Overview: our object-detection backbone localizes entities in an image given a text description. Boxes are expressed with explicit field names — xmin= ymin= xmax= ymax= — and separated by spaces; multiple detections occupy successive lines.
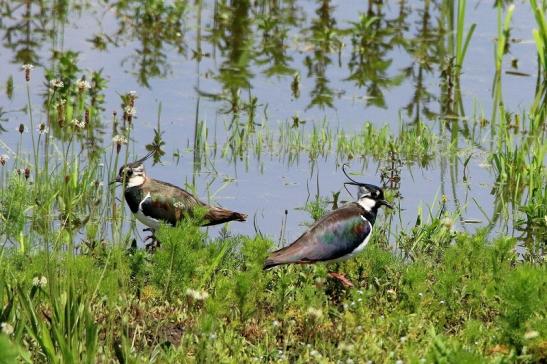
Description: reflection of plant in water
xmin=304 ymin=0 xmax=342 ymax=109
xmin=105 ymin=0 xmax=188 ymax=87
xmin=254 ymin=2 xmax=300 ymax=77
xmin=0 ymin=0 xmax=54 ymax=65
xmin=209 ymin=0 xmax=254 ymax=114
xmin=346 ymin=6 xmax=404 ymax=109
xmin=403 ymin=0 xmax=442 ymax=122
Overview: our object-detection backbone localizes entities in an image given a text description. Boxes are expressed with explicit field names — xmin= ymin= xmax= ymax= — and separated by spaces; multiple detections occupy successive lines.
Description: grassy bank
xmin=0 ymin=216 xmax=545 ymax=362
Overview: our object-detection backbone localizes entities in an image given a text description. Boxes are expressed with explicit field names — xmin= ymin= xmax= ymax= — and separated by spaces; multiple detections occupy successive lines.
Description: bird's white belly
xmin=134 ymin=210 xmax=161 ymax=229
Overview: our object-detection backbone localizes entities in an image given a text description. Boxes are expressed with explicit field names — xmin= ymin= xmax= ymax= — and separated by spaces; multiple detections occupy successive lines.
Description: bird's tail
xmin=263 ymin=258 xmax=281 ymax=270
xmin=203 ymin=207 xmax=247 ymax=226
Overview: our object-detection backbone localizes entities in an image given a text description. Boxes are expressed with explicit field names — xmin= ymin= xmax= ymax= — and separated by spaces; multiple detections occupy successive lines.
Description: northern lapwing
xmin=263 ymin=165 xmax=393 ymax=287
xmin=112 ymin=153 xmax=247 ymax=249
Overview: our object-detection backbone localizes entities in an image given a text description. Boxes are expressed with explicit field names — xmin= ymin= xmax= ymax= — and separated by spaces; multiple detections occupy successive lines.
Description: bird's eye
xmin=127 ymin=170 xmax=133 ymax=176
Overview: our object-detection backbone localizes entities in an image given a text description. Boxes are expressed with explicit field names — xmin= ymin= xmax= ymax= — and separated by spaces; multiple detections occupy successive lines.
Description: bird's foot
xmin=144 ymin=234 xmax=161 ymax=252
xmin=328 ymin=272 xmax=354 ymax=288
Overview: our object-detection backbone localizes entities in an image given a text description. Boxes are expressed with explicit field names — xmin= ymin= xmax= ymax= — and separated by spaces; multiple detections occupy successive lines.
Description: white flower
xmin=50 ymin=79 xmax=64 ymax=88
xmin=339 ymin=342 xmax=354 ymax=351
xmin=22 ymin=64 xmax=34 ymax=71
xmin=71 ymin=119 xmax=86 ymax=129
xmin=400 ymin=336 xmax=407 ymax=343
xmin=112 ymin=135 xmax=128 ymax=145
xmin=440 ymin=217 xmax=454 ymax=230
xmin=395 ymin=360 xmax=404 ymax=364
xmin=440 ymin=300 xmax=445 ymax=304
xmin=37 ymin=123 xmax=49 ymax=135
xmin=124 ymin=106 xmax=136 ymax=116
xmin=76 ymin=80 xmax=91 ymax=91
xmin=272 ymin=320 xmax=281 ymax=327
xmin=185 ymin=288 xmax=208 ymax=301
xmin=524 ymin=330 xmax=539 ymax=340
xmin=0 ymin=154 xmax=9 ymax=166
xmin=306 ymin=307 xmax=323 ymax=319
xmin=310 ymin=349 xmax=321 ymax=358
xmin=32 ymin=275 xmax=48 ymax=288
xmin=418 ymin=292 xmax=423 ymax=297
xmin=1 ymin=322 xmax=14 ymax=335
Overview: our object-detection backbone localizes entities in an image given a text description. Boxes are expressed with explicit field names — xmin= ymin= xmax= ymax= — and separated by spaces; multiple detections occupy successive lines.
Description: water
xmin=0 ymin=0 xmax=541 ymax=246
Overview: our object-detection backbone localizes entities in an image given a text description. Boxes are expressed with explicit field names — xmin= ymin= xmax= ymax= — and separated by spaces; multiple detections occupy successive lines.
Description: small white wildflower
xmin=71 ymin=119 xmax=86 ymax=129
xmin=272 ymin=320 xmax=281 ymax=327
xmin=524 ymin=330 xmax=539 ymax=340
xmin=209 ymin=333 xmax=217 ymax=340
xmin=50 ymin=79 xmax=64 ymax=88
xmin=0 ymin=154 xmax=9 ymax=166
xmin=306 ymin=307 xmax=323 ymax=319
xmin=339 ymin=342 xmax=354 ymax=352
xmin=400 ymin=336 xmax=407 ymax=343
xmin=395 ymin=360 xmax=404 ymax=364
xmin=1 ymin=322 xmax=14 ymax=335
xmin=124 ymin=106 xmax=136 ymax=116
xmin=112 ymin=135 xmax=128 ymax=145
xmin=37 ymin=123 xmax=49 ymax=135
xmin=346 ymin=359 xmax=355 ymax=364
xmin=310 ymin=349 xmax=321 ymax=358
xmin=173 ymin=201 xmax=185 ymax=209
xmin=185 ymin=288 xmax=208 ymax=301
xmin=22 ymin=64 xmax=34 ymax=71
xmin=357 ymin=290 xmax=363 ymax=295
xmin=76 ymin=79 xmax=91 ymax=91
xmin=440 ymin=300 xmax=445 ymax=304
xmin=32 ymin=275 xmax=47 ymax=288
xmin=418 ymin=292 xmax=423 ymax=297
xmin=440 ymin=217 xmax=454 ymax=230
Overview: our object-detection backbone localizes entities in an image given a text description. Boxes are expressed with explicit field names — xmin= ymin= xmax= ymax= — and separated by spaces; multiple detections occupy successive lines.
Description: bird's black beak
xmin=380 ymin=200 xmax=394 ymax=209
xmin=110 ymin=175 xmax=121 ymax=185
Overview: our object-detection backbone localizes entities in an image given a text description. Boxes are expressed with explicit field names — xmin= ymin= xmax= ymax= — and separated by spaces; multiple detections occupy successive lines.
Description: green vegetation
xmin=0 ymin=217 xmax=545 ymax=362
xmin=0 ymin=0 xmax=546 ymax=363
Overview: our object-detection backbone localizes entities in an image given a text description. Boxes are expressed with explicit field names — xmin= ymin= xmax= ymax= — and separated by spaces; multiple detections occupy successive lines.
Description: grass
xmin=0 ymin=218 xmax=545 ymax=362
xmin=0 ymin=1 xmax=546 ymax=362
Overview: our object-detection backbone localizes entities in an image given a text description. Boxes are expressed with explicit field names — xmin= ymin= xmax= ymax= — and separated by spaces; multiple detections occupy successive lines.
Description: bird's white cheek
xmin=127 ymin=175 xmax=145 ymax=188
xmin=357 ymin=197 xmax=376 ymax=212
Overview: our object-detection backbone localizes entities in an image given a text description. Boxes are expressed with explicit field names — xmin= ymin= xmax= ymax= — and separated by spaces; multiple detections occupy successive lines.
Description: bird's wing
xmin=265 ymin=203 xmax=371 ymax=266
xmin=141 ymin=179 xmax=205 ymax=226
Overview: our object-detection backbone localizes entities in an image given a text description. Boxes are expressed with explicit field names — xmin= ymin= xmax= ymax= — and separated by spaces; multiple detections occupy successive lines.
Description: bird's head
xmin=343 ymin=164 xmax=393 ymax=213
xmin=111 ymin=152 xmax=152 ymax=188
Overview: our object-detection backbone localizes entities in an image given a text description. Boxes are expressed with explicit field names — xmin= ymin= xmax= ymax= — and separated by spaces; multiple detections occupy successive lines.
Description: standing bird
xmin=263 ymin=165 xmax=393 ymax=287
xmin=112 ymin=153 xmax=247 ymax=249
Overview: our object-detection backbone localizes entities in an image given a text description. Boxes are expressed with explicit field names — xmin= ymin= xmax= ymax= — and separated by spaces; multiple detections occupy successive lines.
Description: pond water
xmin=0 ymin=0 xmax=542 ymax=247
